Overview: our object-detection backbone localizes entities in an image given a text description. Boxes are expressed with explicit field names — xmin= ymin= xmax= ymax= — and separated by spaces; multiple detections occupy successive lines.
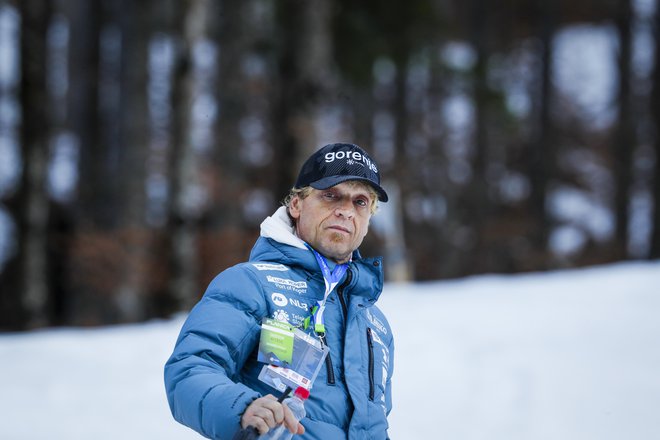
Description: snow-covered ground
xmin=1 ymin=261 xmax=659 ymax=440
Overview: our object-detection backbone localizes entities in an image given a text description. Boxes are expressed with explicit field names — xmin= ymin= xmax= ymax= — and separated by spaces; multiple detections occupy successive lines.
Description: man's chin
xmin=318 ymin=244 xmax=351 ymax=264
xmin=329 ymin=231 xmax=348 ymax=243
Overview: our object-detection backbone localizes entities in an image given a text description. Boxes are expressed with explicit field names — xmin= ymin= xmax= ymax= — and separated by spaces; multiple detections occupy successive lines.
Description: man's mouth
xmin=327 ymin=225 xmax=351 ymax=234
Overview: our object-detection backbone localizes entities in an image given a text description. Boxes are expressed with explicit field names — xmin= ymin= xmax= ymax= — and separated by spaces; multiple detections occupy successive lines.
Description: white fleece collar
xmin=259 ymin=206 xmax=308 ymax=250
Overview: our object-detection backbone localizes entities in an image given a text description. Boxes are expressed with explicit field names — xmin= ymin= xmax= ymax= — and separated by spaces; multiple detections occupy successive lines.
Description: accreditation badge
xmin=257 ymin=317 xmax=329 ymax=391
xmin=257 ymin=318 xmax=295 ymax=366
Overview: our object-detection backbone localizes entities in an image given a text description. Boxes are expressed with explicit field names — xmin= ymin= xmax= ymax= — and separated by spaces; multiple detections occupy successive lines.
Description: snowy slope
xmin=1 ymin=261 xmax=659 ymax=440
xmin=384 ymin=262 xmax=660 ymax=440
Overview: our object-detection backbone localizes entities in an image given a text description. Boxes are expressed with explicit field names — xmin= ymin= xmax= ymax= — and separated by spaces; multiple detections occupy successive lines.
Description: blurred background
xmin=1 ymin=0 xmax=659 ymax=330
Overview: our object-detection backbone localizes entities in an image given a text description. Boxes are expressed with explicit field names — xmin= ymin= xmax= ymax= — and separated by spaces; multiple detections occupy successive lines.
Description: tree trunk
xmin=64 ymin=0 xmax=130 ymax=325
xmin=613 ymin=0 xmax=635 ymax=259
xmin=165 ymin=0 xmax=208 ymax=311
xmin=528 ymin=0 xmax=557 ymax=260
xmin=0 ymin=3 xmax=21 ymax=330
xmin=57 ymin=0 xmax=103 ymax=326
xmin=467 ymin=0 xmax=490 ymax=272
xmin=270 ymin=0 xmax=331 ymax=198
xmin=15 ymin=0 xmax=52 ymax=328
xmin=649 ymin=3 xmax=660 ymax=259
xmin=391 ymin=61 xmax=414 ymax=280
xmin=67 ymin=0 xmax=105 ymax=226
xmin=212 ymin=0 xmax=249 ymax=226
xmin=113 ymin=0 xmax=152 ymax=321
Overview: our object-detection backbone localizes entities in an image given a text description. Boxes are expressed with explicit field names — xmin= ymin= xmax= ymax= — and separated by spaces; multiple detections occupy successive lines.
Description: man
xmin=164 ymin=143 xmax=394 ymax=439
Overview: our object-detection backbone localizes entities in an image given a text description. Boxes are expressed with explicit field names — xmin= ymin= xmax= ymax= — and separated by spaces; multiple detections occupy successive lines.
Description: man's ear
xmin=289 ymin=196 xmax=301 ymax=220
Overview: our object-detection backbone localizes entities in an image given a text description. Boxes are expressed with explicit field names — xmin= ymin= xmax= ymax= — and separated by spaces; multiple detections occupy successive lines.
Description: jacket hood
xmin=258 ymin=206 xmax=307 ymax=251
xmin=251 ymin=206 xmax=316 ymax=271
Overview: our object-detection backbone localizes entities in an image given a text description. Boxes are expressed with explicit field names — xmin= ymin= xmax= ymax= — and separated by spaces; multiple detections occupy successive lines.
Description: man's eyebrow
xmin=350 ymin=189 xmax=372 ymax=199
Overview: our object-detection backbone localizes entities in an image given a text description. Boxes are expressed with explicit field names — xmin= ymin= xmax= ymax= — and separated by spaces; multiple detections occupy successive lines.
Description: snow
xmin=1 ymin=261 xmax=660 ymax=440
xmin=386 ymin=261 xmax=660 ymax=440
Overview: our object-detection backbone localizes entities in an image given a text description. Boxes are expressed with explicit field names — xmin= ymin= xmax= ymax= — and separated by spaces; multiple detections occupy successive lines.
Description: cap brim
xmin=309 ymin=175 xmax=389 ymax=202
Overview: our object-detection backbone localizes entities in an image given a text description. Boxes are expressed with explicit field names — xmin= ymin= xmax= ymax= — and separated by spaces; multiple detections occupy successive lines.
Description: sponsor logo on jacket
xmin=366 ymin=309 xmax=388 ymax=335
xmin=271 ymin=293 xmax=288 ymax=307
xmin=253 ymin=263 xmax=289 ymax=271
xmin=266 ymin=276 xmax=307 ymax=293
xmin=272 ymin=309 xmax=306 ymax=327
xmin=270 ymin=293 xmax=309 ymax=311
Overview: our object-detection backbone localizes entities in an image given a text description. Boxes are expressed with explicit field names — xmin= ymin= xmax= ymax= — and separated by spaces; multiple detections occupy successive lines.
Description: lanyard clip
xmin=303 ymin=305 xmax=327 ymax=336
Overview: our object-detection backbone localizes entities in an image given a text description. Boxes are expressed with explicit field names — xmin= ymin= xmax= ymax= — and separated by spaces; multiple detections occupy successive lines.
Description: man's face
xmin=289 ymin=181 xmax=374 ymax=264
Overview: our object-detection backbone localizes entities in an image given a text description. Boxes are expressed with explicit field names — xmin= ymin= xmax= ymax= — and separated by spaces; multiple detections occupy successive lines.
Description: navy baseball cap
xmin=295 ymin=143 xmax=388 ymax=202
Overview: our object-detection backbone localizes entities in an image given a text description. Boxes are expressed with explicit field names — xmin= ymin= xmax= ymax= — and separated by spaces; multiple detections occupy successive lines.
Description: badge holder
xmin=257 ymin=318 xmax=329 ymax=391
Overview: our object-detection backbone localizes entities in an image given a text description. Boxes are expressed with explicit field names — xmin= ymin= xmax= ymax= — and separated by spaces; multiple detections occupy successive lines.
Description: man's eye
xmin=355 ymin=199 xmax=368 ymax=207
xmin=323 ymin=192 xmax=337 ymax=199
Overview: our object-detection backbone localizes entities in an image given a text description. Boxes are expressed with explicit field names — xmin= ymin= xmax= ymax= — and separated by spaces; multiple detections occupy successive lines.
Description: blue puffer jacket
xmin=164 ymin=208 xmax=394 ymax=439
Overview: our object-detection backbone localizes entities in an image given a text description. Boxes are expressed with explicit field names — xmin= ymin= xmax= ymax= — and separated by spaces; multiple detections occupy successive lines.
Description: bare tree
xmin=269 ymin=0 xmax=314 ymax=199
xmin=528 ymin=0 xmax=557 ymax=258
xmin=0 ymin=2 xmax=22 ymax=329
xmin=613 ymin=0 xmax=635 ymax=259
xmin=649 ymin=3 xmax=660 ymax=259
xmin=165 ymin=0 xmax=208 ymax=311
xmin=112 ymin=0 xmax=152 ymax=321
xmin=267 ymin=0 xmax=338 ymax=195
xmin=9 ymin=0 xmax=53 ymax=328
xmin=67 ymin=0 xmax=103 ymax=225
xmin=466 ymin=0 xmax=490 ymax=273
xmin=212 ymin=0 xmax=249 ymax=225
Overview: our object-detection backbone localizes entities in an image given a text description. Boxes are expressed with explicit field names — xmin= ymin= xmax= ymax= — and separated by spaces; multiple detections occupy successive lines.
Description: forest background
xmin=1 ymin=0 xmax=659 ymax=330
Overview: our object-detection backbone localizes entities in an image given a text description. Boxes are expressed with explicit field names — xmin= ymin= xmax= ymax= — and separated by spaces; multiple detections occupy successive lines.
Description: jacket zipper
xmin=337 ymin=269 xmax=352 ymax=320
xmin=320 ymin=334 xmax=336 ymax=385
xmin=366 ymin=327 xmax=375 ymax=401
xmin=323 ymin=269 xmax=352 ymax=385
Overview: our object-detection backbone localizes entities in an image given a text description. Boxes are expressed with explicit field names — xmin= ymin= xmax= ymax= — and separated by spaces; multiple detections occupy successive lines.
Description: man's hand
xmin=240 ymin=394 xmax=305 ymax=436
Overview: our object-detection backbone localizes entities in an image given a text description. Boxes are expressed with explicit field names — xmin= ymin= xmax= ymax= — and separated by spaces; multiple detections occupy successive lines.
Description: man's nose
xmin=334 ymin=199 xmax=355 ymax=218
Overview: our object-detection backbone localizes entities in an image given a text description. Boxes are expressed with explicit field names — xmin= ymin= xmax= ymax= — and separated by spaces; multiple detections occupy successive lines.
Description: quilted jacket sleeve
xmin=164 ymin=265 xmax=267 ymax=439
